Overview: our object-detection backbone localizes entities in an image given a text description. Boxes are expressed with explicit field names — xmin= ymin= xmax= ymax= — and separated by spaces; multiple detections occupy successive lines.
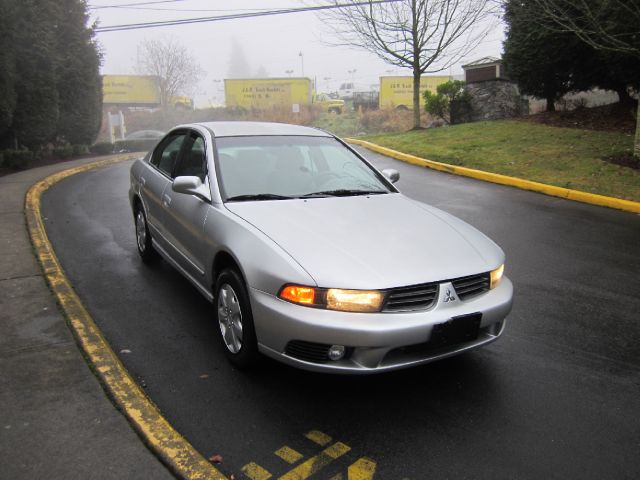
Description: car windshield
xmin=215 ymin=136 xmax=392 ymax=201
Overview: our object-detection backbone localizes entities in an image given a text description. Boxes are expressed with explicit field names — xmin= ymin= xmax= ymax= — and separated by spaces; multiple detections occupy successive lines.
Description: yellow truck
xmin=224 ymin=78 xmax=344 ymax=113
xmin=102 ymin=75 xmax=193 ymax=109
xmin=103 ymin=75 xmax=160 ymax=106
xmin=170 ymin=95 xmax=194 ymax=110
xmin=379 ymin=76 xmax=451 ymax=109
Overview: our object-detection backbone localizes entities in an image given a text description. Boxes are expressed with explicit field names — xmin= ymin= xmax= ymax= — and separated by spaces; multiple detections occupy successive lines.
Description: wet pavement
xmin=41 ymin=152 xmax=640 ymax=479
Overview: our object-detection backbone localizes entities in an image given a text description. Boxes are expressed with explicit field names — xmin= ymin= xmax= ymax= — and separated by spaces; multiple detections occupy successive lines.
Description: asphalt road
xmin=42 ymin=149 xmax=640 ymax=479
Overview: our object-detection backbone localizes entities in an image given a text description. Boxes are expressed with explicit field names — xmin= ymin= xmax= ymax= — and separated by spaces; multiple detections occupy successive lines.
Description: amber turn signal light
xmin=279 ymin=285 xmax=316 ymax=305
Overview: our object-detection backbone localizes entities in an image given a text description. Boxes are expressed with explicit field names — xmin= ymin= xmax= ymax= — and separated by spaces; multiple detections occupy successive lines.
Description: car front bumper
xmin=250 ymin=277 xmax=513 ymax=374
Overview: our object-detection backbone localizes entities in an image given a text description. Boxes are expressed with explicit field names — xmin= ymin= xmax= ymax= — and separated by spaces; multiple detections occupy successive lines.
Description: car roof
xmin=190 ymin=121 xmax=332 ymax=138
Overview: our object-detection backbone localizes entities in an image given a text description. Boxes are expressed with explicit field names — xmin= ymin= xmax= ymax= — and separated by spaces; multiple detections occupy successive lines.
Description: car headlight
xmin=490 ymin=264 xmax=505 ymax=289
xmin=279 ymin=285 xmax=384 ymax=313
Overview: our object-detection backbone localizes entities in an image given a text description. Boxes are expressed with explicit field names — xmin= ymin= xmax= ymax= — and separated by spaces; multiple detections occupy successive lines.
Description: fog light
xmin=328 ymin=345 xmax=346 ymax=361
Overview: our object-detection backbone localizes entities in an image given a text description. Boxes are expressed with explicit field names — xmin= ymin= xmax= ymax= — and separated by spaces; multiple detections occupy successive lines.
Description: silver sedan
xmin=129 ymin=121 xmax=513 ymax=373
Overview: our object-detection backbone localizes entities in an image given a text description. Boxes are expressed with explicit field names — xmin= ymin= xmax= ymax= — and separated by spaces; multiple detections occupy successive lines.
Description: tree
xmin=254 ymin=65 xmax=269 ymax=78
xmin=0 ymin=0 xmax=17 ymax=139
xmin=54 ymin=0 xmax=103 ymax=145
xmin=136 ymin=37 xmax=201 ymax=107
xmin=0 ymin=0 xmax=102 ymax=150
xmin=227 ymin=39 xmax=251 ymax=79
xmin=528 ymin=0 xmax=640 ymax=156
xmin=503 ymin=0 xmax=640 ymax=112
xmin=503 ymin=0 xmax=596 ymax=111
xmin=423 ymin=80 xmax=470 ymax=123
xmin=10 ymin=0 xmax=59 ymax=149
xmin=322 ymin=0 xmax=495 ymax=129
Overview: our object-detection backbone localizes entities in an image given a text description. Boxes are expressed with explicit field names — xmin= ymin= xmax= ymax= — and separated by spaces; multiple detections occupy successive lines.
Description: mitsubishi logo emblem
xmin=444 ymin=289 xmax=456 ymax=303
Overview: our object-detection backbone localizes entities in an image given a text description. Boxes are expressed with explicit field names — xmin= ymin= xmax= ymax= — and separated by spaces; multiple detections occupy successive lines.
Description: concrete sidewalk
xmin=0 ymin=158 xmax=173 ymax=479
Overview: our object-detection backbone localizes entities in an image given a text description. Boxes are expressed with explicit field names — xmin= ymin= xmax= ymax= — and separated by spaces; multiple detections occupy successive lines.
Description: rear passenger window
xmin=151 ymin=134 xmax=186 ymax=176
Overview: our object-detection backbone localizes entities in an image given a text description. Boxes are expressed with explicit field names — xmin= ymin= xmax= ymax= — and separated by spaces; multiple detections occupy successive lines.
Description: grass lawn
xmin=363 ymin=120 xmax=640 ymax=202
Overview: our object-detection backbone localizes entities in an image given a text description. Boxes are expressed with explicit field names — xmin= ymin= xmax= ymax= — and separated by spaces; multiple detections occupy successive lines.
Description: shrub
xmin=0 ymin=148 xmax=34 ymax=170
xmin=72 ymin=144 xmax=89 ymax=156
xmin=90 ymin=142 xmax=114 ymax=155
xmin=52 ymin=144 xmax=74 ymax=159
xmin=424 ymin=80 xmax=471 ymax=124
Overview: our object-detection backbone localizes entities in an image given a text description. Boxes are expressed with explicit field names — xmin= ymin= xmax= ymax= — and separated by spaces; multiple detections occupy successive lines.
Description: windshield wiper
xmin=226 ymin=193 xmax=295 ymax=202
xmin=301 ymin=189 xmax=388 ymax=197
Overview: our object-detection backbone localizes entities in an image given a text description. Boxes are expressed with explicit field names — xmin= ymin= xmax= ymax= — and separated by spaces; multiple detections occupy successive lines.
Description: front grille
xmin=285 ymin=340 xmax=330 ymax=363
xmin=451 ymin=273 xmax=490 ymax=300
xmin=383 ymin=283 xmax=439 ymax=312
xmin=381 ymin=272 xmax=490 ymax=312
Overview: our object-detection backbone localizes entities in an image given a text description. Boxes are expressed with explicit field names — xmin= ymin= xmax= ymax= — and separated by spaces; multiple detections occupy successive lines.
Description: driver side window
xmin=174 ymin=134 xmax=207 ymax=183
xmin=151 ymin=134 xmax=186 ymax=177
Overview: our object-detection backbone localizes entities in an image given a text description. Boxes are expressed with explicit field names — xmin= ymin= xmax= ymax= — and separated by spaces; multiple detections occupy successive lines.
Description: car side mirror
xmin=382 ymin=168 xmax=400 ymax=184
xmin=172 ymin=176 xmax=211 ymax=201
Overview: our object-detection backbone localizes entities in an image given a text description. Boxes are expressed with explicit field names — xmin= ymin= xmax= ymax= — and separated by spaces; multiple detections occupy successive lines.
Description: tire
xmin=134 ymin=206 xmax=158 ymax=264
xmin=214 ymin=268 xmax=259 ymax=369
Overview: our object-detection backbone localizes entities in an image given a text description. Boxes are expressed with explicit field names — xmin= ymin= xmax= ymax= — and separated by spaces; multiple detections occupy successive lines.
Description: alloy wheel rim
xmin=217 ymin=283 xmax=243 ymax=354
xmin=136 ymin=211 xmax=147 ymax=252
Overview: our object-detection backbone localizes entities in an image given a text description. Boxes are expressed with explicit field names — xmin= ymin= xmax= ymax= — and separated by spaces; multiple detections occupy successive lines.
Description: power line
xmin=93 ymin=6 xmax=281 ymax=12
xmin=89 ymin=0 xmax=185 ymax=10
xmin=94 ymin=0 xmax=404 ymax=32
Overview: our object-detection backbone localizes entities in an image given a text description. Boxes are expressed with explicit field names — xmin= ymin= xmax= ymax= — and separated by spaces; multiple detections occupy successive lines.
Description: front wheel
xmin=215 ymin=268 xmax=259 ymax=369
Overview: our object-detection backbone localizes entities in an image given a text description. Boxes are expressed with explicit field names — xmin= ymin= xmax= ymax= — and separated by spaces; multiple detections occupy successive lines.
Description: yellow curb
xmin=347 ymin=138 xmax=640 ymax=214
xmin=25 ymin=155 xmax=227 ymax=480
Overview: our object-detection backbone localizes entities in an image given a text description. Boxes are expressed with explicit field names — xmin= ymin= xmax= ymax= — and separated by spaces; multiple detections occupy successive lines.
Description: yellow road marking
xmin=347 ymin=138 xmax=640 ymax=214
xmin=348 ymin=457 xmax=377 ymax=480
xmin=25 ymin=156 xmax=228 ymax=479
xmin=304 ymin=430 xmax=332 ymax=447
xmin=279 ymin=442 xmax=351 ymax=480
xmin=275 ymin=446 xmax=304 ymax=464
xmin=241 ymin=462 xmax=272 ymax=480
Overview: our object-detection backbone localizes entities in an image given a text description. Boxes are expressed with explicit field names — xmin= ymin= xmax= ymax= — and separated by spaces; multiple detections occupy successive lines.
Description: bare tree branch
xmin=527 ymin=0 xmax=640 ymax=56
xmin=521 ymin=0 xmax=640 ymax=156
xmin=319 ymin=0 xmax=496 ymax=128
xmin=136 ymin=37 xmax=202 ymax=107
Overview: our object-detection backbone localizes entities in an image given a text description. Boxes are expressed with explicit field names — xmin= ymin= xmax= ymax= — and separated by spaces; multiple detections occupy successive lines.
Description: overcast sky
xmin=90 ymin=0 xmax=505 ymax=107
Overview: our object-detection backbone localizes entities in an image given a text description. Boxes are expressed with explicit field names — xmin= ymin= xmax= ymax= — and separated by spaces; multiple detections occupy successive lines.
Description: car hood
xmin=225 ymin=193 xmax=504 ymax=289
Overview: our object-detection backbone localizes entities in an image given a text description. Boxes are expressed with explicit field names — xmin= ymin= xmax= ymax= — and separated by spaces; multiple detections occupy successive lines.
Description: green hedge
xmin=72 ymin=144 xmax=89 ymax=156
xmin=90 ymin=142 xmax=114 ymax=155
xmin=52 ymin=145 xmax=74 ymax=159
xmin=0 ymin=149 xmax=35 ymax=170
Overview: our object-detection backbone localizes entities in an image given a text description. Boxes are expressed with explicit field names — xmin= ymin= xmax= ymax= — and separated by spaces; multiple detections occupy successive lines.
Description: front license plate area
xmin=429 ymin=313 xmax=482 ymax=349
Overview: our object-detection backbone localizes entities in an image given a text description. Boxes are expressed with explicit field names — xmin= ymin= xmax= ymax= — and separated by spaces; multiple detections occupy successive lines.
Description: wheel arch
xmin=212 ymin=250 xmax=248 ymax=293
xmin=132 ymin=194 xmax=143 ymax=216
xmin=131 ymin=193 xmax=151 ymax=221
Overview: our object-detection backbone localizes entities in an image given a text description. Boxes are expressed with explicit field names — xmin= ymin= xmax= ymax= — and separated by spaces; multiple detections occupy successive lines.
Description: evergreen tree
xmin=11 ymin=0 xmax=59 ymax=148
xmin=503 ymin=0 xmax=640 ymax=111
xmin=54 ymin=0 xmax=102 ymax=145
xmin=0 ymin=0 xmax=18 ymax=142
xmin=503 ymin=0 xmax=594 ymax=111
xmin=1 ymin=0 xmax=102 ymax=150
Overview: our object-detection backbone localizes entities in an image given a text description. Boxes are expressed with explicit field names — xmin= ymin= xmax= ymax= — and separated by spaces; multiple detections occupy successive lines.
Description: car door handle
xmin=139 ymin=176 xmax=146 ymax=187
xmin=162 ymin=194 xmax=172 ymax=208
